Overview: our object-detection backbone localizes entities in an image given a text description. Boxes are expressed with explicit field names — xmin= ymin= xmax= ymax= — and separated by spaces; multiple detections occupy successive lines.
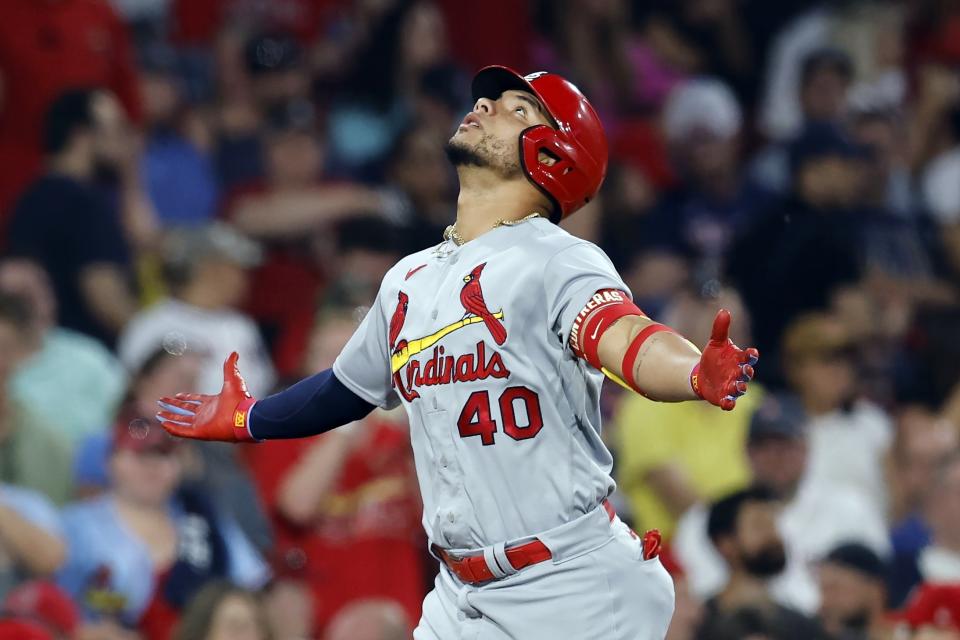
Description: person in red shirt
xmin=0 ymin=0 xmax=142 ymax=238
xmin=224 ymin=100 xmax=397 ymax=377
xmin=244 ymin=307 xmax=425 ymax=636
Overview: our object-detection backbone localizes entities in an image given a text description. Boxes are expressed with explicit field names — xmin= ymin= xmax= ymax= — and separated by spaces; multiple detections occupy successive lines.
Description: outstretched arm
xmin=573 ymin=291 xmax=758 ymax=410
xmin=156 ymin=353 xmax=375 ymax=442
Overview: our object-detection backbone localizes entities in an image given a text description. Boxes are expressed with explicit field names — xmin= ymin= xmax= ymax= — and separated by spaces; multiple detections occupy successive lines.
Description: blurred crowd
xmin=0 ymin=0 xmax=959 ymax=639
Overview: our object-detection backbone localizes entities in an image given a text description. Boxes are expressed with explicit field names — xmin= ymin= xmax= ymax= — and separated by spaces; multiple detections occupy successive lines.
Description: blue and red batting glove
xmin=690 ymin=309 xmax=759 ymax=411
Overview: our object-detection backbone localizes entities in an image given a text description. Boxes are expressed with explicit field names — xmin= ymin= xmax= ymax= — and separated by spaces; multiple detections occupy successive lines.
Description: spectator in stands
xmin=0 ymin=0 xmax=142 ymax=232
xmin=58 ymin=353 xmax=269 ymax=639
xmin=225 ymin=99 xmax=392 ymax=378
xmin=780 ymin=313 xmax=893 ymax=521
xmin=0 ymin=493 xmax=66 ymax=602
xmin=896 ymin=454 xmax=960 ymax=634
xmin=697 ymin=487 xmax=826 ymax=640
xmin=324 ymin=598 xmax=410 ymax=640
xmin=326 ymin=1 xmax=454 ymax=174
xmin=212 ymin=31 xmax=313 ymax=191
xmin=850 ymin=106 xmax=917 ymax=220
xmin=729 ymin=122 xmax=870 ymax=380
xmin=756 ymin=46 xmax=855 ymax=175
xmin=261 ymin=569 xmax=314 ymax=640
xmin=70 ymin=347 xmax=205 ymax=500
xmin=173 ymin=581 xmax=270 ymax=640
xmin=0 ymin=293 xmax=72 ymax=503
xmin=243 ymin=308 xmax=423 ymax=635
xmin=120 ymin=342 xmax=272 ymax=552
xmin=888 ymin=405 xmax=960 ymax=606
xmin=0 ymin=258 xmax=126 ymax=449
xmin=6 ymin=89 xmax=141 ymax=347
xmin=139 ymin=45 xmax=220 ymax=227
xmin=647 ymin=78 xmax=770 ymax=280
xmin=818 ymin=543 xmax=893 ymax=640
xmin=118 ymin=223 xmax=275 ymax=397
xmin=614 ymin=287 xmax=760 ymax=539
xmin=674 ymin=392 xmax=890 ymax=613
xmin=797 ymin=48 xmax=856 ymax=125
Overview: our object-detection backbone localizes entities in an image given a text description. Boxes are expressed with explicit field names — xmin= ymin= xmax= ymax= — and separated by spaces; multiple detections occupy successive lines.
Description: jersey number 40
xmin=457 ymin=387 xmax=543 ymax=446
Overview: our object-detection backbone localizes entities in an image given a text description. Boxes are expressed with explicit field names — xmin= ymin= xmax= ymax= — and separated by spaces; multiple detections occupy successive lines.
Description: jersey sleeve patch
xmin=569 ymin=289 xmax=645 ymax=370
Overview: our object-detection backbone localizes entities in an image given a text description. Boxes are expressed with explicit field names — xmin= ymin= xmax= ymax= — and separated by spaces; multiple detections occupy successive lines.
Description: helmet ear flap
xmin=518 ymin=125 xmax=563 ymax=222
xmin=519 ymin=126 xmax=593 ymax=223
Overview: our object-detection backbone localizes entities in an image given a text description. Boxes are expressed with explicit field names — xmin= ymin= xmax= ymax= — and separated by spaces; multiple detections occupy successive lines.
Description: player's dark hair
xmin=43 ymin=88 xmax=99 ymax=155
xmin=707 ymin=486 xmax=778 ymax=543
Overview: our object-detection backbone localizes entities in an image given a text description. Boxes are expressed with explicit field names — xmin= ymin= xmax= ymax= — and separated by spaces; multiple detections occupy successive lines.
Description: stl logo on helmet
xmin=389 ymin=263 xmax=510 ymax=402
xmin=524 ymin=71 xmax=548 ymax=82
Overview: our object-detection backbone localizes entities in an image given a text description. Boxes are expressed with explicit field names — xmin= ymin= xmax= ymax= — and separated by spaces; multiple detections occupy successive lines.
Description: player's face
xmin=446 ymin=89 xmax=553 ymax=178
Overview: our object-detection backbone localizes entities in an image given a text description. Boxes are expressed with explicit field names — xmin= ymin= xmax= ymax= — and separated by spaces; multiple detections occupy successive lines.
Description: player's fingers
xmin=710 ymin=309 xmax=731 ymax=343
xmin=720 ymin=396 xmax=736 ymax=411
xmin=156 ymin=410 xmax=194 ymax=425
xmin=742 ymin=347 xmax=759 ymax=366
xmin=740 ymin=364 xmax=754 ymax=381
xmin=223 ymin=351 xmax=240 ymax=381
xmin=157 ymin=419 xmax=194 ymax=438
xmin=725 ymin=380 xmax=746 ymax=397
xmin=158 ymin=398 xmax=199 ymax=415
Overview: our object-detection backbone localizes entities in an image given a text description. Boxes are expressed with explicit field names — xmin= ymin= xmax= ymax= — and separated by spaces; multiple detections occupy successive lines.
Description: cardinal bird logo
xmin=460 ymin=263 xmax=507 ymax=345
xmin=389 ymin=291 xmax=409 ymax=350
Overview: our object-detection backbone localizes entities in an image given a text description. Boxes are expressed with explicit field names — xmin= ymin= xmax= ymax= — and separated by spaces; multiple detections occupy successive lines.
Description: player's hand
xmin=691 ymin=309 xmax=758 ymax=411
xmin=155 ymin=352 xmax=257 ymax=442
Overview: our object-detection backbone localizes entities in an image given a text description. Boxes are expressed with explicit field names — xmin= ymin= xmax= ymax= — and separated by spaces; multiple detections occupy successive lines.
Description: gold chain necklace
xmin=443 ymin=212 xmax=542 ymax=246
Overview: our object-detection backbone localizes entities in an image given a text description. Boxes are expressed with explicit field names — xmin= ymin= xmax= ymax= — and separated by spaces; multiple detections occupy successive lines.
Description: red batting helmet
xmin=471 ymin=65 xmax=608 ymax=222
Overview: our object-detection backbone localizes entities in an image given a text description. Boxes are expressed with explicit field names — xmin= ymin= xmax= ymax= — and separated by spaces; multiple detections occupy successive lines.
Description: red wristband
xmin=233 ymin=397 xmax=257 ymax=442
xmin=622 ymin=323 xmax=673 ymax=396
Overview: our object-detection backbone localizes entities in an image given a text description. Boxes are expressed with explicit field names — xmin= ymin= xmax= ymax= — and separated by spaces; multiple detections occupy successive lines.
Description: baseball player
xmin=157 ymin=66 xmax=758 ymax=640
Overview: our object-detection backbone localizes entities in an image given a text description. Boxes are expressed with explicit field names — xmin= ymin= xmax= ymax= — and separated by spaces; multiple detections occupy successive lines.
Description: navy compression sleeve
xmin=248 ymin=369 xmax=377 ymax=440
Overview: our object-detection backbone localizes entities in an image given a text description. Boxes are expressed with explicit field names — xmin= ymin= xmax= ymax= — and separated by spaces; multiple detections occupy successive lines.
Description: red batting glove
xmin=691 ymin=309 xmax=759 ymax=411
xmin=155 ymin=352 xmax=258 ymax=442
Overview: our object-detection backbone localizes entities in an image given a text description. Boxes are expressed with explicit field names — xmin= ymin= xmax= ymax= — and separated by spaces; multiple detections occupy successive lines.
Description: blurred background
xmin=0 ymin=0 xmax=959 ymax=639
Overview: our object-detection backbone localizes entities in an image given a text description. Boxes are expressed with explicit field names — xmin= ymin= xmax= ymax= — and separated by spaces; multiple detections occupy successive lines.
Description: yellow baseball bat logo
xmin=391 ymin=311 xmax=504 ymax=374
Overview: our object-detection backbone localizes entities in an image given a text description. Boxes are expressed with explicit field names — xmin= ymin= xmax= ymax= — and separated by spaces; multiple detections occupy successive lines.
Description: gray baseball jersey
xmin=333 ymin=216 xmax=629 ymax=550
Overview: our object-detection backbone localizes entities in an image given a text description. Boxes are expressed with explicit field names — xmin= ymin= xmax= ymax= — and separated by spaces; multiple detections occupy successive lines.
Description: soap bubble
xmin=162 ymin=332 xmax=187 ymax=356
xmin=128 ymin=418 xmax=150 ymax=440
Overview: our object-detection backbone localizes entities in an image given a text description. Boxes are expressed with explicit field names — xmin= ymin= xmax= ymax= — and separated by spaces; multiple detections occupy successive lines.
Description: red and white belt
xmin=432 ymin=500 xmax=661 ymax=585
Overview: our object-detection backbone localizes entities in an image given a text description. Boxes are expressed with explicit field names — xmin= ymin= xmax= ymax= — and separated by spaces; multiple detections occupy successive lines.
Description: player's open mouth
xmin=459 ymin=114 xmax=482 ymax=130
